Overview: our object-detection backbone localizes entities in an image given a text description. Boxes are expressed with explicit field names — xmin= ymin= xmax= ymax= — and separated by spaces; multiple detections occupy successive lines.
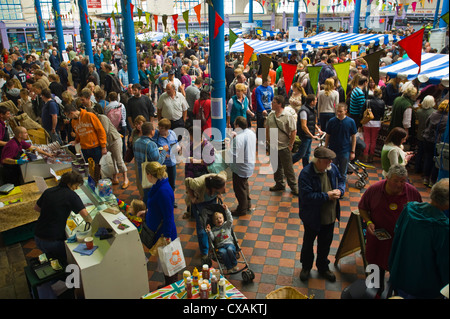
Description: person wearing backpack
xmin=40 ymin=88 xmax=62 ymax=144
xmin=104 ymin=64 xmax=122 ymax=95
xmin=316 ymin=54 xmax=336 ymax=86
xmin=105 ymin=91 xmax=127 ymax=160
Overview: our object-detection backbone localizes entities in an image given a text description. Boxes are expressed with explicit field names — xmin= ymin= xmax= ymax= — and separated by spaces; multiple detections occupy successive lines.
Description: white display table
xmin=65 ymin=211 xmax=149 ymax=299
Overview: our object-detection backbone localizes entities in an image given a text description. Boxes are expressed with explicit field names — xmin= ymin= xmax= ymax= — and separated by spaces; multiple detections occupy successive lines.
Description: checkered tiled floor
xmin=18 ymin=137 xmax=431 ymax=299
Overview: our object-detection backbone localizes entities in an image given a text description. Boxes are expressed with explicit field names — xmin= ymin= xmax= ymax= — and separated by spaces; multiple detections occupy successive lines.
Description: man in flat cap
xmin=298 ymin=146 xmax=346 ymax=282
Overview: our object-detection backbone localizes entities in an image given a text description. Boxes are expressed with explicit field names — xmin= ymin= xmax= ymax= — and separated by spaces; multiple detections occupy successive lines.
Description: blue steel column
xmin=353 ymin=0 xmax=362 ymax=33
xmin=78 ymin=0 xmax=94 ymax=63
xmin=293 ymin=0 xmax=299 ymax=27
xmin=439 ymin=0 xmax=449 ymax=28
xmin=433 ymin=0 xmax=442 ymax=28
xmin=120 ymin=0 xmax=139 ymax=84
xmin=248 ymin=0 xmax=253 ymax=23
xmin=52 ymin=0 xmax=66 ymax=56
xmin=316 ymin=0 xmax=321 ymax=33
xmin=34 ymin=0 xmax=46 ymax=44
xmin=209 ymin=0 xmax=226 ymax=142
xmin=364 ymin=0 xmax=371 ymax=29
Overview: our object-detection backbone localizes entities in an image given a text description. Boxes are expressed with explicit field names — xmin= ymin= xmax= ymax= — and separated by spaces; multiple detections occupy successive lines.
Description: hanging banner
xmin=88 ymin=0 xmax=102 ymax=9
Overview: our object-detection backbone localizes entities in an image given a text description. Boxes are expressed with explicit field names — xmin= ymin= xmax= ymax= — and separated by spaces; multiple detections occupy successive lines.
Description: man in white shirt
xmin=156 ymin=82 xmax=188 ymax=131
xmin=163 ymin=69 xmax=185 ymax=96
xmin=226 ymin=116 xmax=256 ymax=216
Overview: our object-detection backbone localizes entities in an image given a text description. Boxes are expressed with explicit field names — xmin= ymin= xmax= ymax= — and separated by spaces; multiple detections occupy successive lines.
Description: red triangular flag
xmin=172 ymin=14 xmax=178 ymax=33
xmin=214 ymin=11 xmax=224 ymax=39
xmin=107 ymin=17 xmax=112 ymax=31
xmin=85 ymin=13 xmax=89 ymax=24
xmin=130 ymin=3 xmax=134 ymax=20
xmin=397 ymin=28 xmax=425 ymax=74
xmin=281 ymin=63 xmax=298 ymax=97
xmin=194 ymin=4 xmax=202 ymax=25
xmin=154 ymin=15 xmax=158 ymax=31
xmin=243 ymin=43 xmax=254 ymax=68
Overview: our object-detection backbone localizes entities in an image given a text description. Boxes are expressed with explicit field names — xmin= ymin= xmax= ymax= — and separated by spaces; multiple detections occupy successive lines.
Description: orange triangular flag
xmin=243 ymin=42 xmax=254 ymax=68
xmin=194 ymin=4 xmax=202 ymax=25
xmin=154 ymin=14 xmax=158 ymax=30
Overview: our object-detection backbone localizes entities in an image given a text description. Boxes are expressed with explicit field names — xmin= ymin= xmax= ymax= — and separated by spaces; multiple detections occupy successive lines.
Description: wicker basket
xmin=266 ymin=286 xmax=314 ymax=299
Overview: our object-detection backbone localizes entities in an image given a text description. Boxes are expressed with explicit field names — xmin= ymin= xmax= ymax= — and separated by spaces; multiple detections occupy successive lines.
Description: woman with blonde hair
xmin=137 ymin=161 xmax=178 ymax=287
xmin=43 ymin=61 xmax=55 ymax=76
xmin=318 ymin=77 xmax=339 ymax=130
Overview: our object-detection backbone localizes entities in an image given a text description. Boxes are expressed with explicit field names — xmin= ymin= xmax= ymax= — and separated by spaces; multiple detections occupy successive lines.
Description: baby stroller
xmin=199 ymin=202 xmax=255 ymax=283
xmin=347 ymin=136 xmax=375 ymax=189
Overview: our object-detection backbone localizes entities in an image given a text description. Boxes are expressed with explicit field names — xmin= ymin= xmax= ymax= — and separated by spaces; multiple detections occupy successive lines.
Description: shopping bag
xmin=157 ymin=238 xmax=186 ymax=277
xmin=99 ymin=151 xmax=115 ymax=179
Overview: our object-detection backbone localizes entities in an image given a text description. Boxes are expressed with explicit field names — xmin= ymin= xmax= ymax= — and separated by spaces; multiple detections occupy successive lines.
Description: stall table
xmin=142 ymin=278 xmax=247 ymax=299
xmin=0 ymin=179 xmax=58 ymax=233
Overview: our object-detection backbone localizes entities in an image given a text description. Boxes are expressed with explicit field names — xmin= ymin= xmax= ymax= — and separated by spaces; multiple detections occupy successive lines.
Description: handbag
xmin=360 ymin=106 xmax=374 ymax=125
xmin=141 ymin=143 xmax=153 ymax=189
xmin=140 ymin=220 xmax=163 ymax=249
xmin=158 ymin=237 xmax=186 ymax=277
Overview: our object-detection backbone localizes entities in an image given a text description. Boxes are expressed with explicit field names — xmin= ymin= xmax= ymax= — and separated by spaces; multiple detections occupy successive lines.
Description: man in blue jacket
xmin=298 ymin=147 xmax=346 ymax=282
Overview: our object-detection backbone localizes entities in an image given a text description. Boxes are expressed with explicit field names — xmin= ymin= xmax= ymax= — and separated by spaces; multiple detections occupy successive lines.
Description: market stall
xmin=142 ymin=277 xmax=247 ymax=299
xmin=379 ymin=53 xmax=449 ymax=86
xmin=295 ymin=31 xmax=403 ymax=47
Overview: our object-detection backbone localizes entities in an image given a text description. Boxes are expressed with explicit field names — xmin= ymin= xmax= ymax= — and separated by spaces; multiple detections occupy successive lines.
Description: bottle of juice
xmin=185 ymin=277 xmax=193 ymax=299
xmin=219 ymin=278 xmax=226 ymax=298
xmin=211 ymin=275 xmax=218 ymax=295
xmin=200 ymin=284 xmax=209 ymax=299
xmin=202 ymin=264 xmax=210 ymax=281
xmin=192 ymin=267 xmax=199 ymax=287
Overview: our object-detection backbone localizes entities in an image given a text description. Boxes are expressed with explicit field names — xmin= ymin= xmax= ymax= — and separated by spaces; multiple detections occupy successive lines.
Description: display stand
xmin=65 ymin=211 xmax=148 ymax=299
xmin=334 ymin=210 xmax=367 ymax=269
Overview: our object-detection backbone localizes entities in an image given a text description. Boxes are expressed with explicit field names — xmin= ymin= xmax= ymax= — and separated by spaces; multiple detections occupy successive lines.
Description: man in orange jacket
xmin=65 ymin=104 xmax=107 ymax=164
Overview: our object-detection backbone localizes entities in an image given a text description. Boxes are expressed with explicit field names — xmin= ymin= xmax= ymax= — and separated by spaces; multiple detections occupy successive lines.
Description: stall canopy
xmin=380 ymin=53 xmax=449 ymax=86
xmin=296 ymin=31 xmax=403 ymax=47
xmin=225 ymin=38 xmax=316 ymax=54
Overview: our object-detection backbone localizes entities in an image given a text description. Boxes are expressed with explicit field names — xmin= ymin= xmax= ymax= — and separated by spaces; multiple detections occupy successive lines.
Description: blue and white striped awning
xmin=297 ymin=31 xmax=403 ymax=47
xmin=226 ymin=38 xmax=316 ymax=54
xmin=380 ymin=53 xmax=449 ymax=86
xmin=256 ymin=29 xmax=278 ymax=37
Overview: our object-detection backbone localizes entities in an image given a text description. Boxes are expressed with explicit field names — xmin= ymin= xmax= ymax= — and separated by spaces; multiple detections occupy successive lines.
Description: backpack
xmin=108 ymin=74 xmax=122 ymax=93
xmin=107 ymin=104 xmax=123 ymax=129
xmin=318 ymin=64 xmax=335 ymax=85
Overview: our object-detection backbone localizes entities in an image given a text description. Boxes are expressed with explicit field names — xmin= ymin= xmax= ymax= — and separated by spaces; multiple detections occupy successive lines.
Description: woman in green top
xmin=381 ymin=127 xmax=414 ymax=178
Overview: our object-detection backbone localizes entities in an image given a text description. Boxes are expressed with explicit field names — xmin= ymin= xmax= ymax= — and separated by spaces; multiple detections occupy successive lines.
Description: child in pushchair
xmin=201 ymin=202 xmax=254 ymax=282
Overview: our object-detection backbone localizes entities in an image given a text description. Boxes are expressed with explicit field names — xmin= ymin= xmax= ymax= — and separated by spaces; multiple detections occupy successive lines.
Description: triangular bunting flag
xmin=162 ymin=15 xmax=168 ymax=32
xmin=214 ymin=11 xmax=224 ymax=39
xmin=138 ymin=7 xmax=142 ymax=21
xmin=154 ymin=14 xmax=158 ymax=31
xmin=172 ymin=14 xmax=179 ymax=33
xmin=397 ymin=28 xmax=425 ymax=74
xmin=145 ymin=12 xmax=150 ymax=29
xmin=243 ymin=43 xmax=254 ymax=68
xmin=107 ymin=17 xmax=112 ymax=31
xmin=229 ymin=28 xmax=238 ymax=50
xmin=205 ymin=0 xmax=214 ymax=8
xmin=307 ymin=66 xmax=322 ymax=94
xmin=85 ymin=13 xmax=89 ymax=24
xmin=194 ymin=4 xmax=202 ymax=25
xmin=333 ymin=61 xmax=350 ymax=97
xmin=281 ymin=63 xmax=298 ymax=97
xmin=362 ymin=49 xmax=385 ymax=85
xmin=411 ymin=1 xmax=417 ymax=11
xmin=260 ymin=54 xmax=272 ymax=82
xmin=183 ymin=10 xmax=189 ymax=32
xmin=441 ymin=11 xmax=449 ymax=25
xmin=130 ymin=3 xmax=134 ymax=20
xmin=115 ymin=1 xmax=118 ymax=13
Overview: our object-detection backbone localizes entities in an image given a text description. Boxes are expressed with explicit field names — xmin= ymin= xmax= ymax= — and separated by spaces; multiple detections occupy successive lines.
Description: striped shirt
xmin=349 ymin=87 xmax=366 ymax=116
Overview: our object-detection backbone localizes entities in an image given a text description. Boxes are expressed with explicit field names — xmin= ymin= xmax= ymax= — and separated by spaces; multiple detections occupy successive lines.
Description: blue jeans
xmin=82 ymin=146 xmax=102 ymax=164
xmin=192 ymin=198 xmax=217 ymax=256
xmin=35 ymin=236 xmax=67 ymax=264
xmin=333 ymin=152 xmax=350 ymax=181
xmin=292 ymin=137 xmax=312 ymax=166
xmin=217 ymin=243 xmax=237 ymax=270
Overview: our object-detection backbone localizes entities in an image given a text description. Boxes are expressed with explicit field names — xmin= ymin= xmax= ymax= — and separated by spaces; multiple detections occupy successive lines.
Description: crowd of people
xmin=0 ymin=24 xmax=448 ymax=298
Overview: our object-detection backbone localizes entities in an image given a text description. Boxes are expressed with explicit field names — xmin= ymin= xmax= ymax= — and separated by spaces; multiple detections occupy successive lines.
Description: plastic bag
xmin=99 ymin=151 xmax=115 ymax=179
xmin=157 ymin=238 xmax=186 ymax=276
